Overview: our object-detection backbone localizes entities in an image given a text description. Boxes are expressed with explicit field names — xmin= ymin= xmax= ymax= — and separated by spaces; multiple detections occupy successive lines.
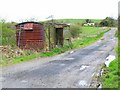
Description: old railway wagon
xmin=15 ymin=22 xmax=45 ymax=51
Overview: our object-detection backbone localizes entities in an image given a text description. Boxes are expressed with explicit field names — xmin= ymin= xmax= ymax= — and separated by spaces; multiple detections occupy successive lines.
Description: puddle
xmin=79 ymin=65 xmax=89 ymax=71
xmin=0 ymin=77 xmax=5 ymax=82
xmin=92 ymin=73 xmax=95 ymax=77
xmin=21 ymin=80 xmax=28 ymax=83
xmin=103 ymin=45 xmax=107 ymax=47
xmin=78 ymin=80 xmax=88 ymax=87
xmin=60 ymin=64 xmax=66 ymax=66
xmin=63 ymin=58 xmax=75 ymax=60
xmin=53 ymin=58 xmax=75 ymax=61
xmin=69 ymin=51 xmax=74 ymax=54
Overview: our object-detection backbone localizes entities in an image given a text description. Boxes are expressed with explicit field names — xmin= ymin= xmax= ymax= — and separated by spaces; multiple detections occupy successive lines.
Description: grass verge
xmin=102 ymin=60 xmax=119 ymax=88
xmin=102 ymin=46 xmax=119 ymax=88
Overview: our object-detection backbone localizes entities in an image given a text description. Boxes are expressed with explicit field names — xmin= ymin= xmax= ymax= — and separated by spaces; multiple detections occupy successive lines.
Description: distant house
xmin=83 ymin=23 xmax=95 ymax=26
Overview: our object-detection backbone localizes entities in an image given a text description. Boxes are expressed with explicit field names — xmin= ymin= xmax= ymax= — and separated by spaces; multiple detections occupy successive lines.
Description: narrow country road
xmin=1 ymin=28 xmax=118 ymax=88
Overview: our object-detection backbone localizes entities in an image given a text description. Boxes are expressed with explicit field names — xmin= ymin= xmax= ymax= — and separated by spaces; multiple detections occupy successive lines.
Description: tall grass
xmin=102 ymin=60 xmax=119 ymax=88
xmin=70 ymin=24 xmax=81 ymax=38
xmin=1 ymin=22 xmax=16 ymax=47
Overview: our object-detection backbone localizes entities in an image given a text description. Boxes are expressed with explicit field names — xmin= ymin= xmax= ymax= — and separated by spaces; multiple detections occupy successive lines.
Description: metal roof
xmin=15 ymin=21 xmax=43 ymax=26
xmin=54 ymin=23 xmax=70 ymax=28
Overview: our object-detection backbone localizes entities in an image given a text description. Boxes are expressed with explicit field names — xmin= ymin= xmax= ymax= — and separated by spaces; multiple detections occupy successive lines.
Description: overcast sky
xmin=0 ymin=0 xmax=119 ymax=22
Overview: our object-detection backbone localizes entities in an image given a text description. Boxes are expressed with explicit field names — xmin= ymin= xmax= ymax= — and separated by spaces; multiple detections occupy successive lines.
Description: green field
xmin=80 ymin=26 xmax=104 ymax=37
xmin=72 ymin=27 xmax=109 ymax=49
xmin=54 ymin=19 xmax=101 ymax=24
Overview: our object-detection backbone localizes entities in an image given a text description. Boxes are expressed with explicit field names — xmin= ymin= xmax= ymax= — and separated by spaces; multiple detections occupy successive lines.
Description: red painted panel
xmin=16 ymin=22 xmax=45 ymax=51
xmin=24 ymin=23 xmax=33 ymax=30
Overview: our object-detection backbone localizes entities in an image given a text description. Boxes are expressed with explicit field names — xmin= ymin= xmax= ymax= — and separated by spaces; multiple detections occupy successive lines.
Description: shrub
xmin=1 ymin=20 xmax=16 ymax=47
xmin=99 ymin=17 xmax=116 ymax=27
xmin=70 ymin=24 xmax=81 ymax=38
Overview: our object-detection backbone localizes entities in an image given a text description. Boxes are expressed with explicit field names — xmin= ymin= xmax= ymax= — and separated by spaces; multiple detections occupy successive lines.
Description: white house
xmin=83 ymin=23 xmax=95 ymax=26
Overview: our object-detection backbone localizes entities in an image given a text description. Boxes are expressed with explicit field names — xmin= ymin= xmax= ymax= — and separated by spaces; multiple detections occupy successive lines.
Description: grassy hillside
xmin=81 ymin=27 xmax=104 ymax=35
xmin=54 ymin=19 xmax=101 ymax=24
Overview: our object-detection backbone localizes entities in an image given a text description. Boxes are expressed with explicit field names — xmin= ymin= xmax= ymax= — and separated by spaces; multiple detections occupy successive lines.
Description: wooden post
xmin=48 ymin=24 xmax=51 ymax=51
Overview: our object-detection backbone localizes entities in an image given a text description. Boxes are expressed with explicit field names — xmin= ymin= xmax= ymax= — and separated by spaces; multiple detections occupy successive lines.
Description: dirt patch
xmin=1 ymin=46 xmax=24 ymax=64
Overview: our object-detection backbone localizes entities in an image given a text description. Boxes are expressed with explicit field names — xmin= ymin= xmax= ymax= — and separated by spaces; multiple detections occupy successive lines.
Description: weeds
xmin=102 ymin=60 xmax=119 ymax=88
xmin=102 ymin=46 xmax=119 ymax=88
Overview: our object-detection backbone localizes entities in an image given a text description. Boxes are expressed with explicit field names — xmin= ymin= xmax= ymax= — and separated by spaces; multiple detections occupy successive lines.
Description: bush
xmin=70 ymin=24 xmax=81 ymax=38
xmin=99 ymin=17 xmax=116 ymax=27
xmin=1 ymin=21 xmax=16 ymax=47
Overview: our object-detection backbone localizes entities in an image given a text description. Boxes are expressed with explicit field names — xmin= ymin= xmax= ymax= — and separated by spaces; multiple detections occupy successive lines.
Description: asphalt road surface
xmin=1 ymin=28 xmax=118 ymax=88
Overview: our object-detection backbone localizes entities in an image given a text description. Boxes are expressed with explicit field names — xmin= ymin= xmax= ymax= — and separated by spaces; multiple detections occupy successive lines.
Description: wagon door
xmin=55 ymin=28 xmax=63 ymax=47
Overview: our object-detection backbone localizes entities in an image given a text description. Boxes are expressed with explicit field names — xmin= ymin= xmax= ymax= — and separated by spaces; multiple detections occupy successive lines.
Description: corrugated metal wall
xmin=16 ymin=22 xmax=45 ymax=51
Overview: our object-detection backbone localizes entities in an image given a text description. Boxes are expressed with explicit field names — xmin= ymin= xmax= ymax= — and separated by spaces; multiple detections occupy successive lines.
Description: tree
xmin=99 ymin=17 xmax=116 ymax=27
xmin=70 ymin=24 xmax=81 ymax=38
xmin=1 ymin=19 xmax=16 ymax=46
xmin=118 ymin=16 xmax=120 ymax=36
xmin=85 ymin=19 xmax=91 ymax=23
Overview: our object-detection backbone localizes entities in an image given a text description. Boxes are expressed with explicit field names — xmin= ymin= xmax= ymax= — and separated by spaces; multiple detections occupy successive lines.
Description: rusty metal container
xmin=15 ymin=22 xmax=45 ymax=51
